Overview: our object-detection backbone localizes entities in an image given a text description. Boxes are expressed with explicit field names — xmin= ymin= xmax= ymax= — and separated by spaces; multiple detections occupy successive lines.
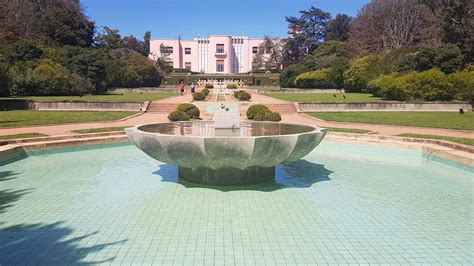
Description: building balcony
xmin=215 ymin=50 xmax=227 ymax=56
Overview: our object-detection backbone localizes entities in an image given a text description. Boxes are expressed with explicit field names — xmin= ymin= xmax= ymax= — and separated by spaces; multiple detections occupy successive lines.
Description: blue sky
xmin=82 ymin=0 xmax=370 ymax=40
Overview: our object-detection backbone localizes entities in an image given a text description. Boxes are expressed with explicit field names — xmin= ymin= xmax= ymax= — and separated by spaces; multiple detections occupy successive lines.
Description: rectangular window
xmin=216 ymin=60 xmax=224 ymax=72
xmin=216 ymin=44 xmax=225 ymax=54
xmin=252 ymin=46 xmax=258 ymax=54
xmin=185 ymin=62 xmax=191 ymax=70
xmin=161 ymin=46 xmax=173 ymax=54
xmin=185 ymin=48 xmax=191 ymax=54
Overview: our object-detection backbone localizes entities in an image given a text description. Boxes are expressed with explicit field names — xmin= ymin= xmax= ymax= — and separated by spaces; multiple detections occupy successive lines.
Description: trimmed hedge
xmin=234 ymin=90 xmax=251 ymax=101
xmin=168 ymin=110 xmax=190 ymax=121
xmin=253 ymin=111 xmax=282 ymax=122
xmin=204 ymin=83 xmax=214 ymax=89
xmin=246 ymin=104 xmax=270 ymax=120
xmin=227 ymin=83 xmax=238 ymax=89
xmin=177 ymin=103 xmax=200 ymax=119
xmin=369 ymin=69 xmax=469 ymax=101
xmin=201 ymin=88 xmax=210 ymax=96
xmin=294 ymin=68 xmax=335 ymax=88
xmin=193 ymin=91 xmax=206 ymax=101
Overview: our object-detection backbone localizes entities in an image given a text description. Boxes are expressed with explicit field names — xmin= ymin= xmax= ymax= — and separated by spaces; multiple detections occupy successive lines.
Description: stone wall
xmin=298 ymin=102 xmax=472 ymax=112
xmin=259 ymin=89 xmax=345 ymax=94
xmin=0 ymin=100 xmax=145 ymax=111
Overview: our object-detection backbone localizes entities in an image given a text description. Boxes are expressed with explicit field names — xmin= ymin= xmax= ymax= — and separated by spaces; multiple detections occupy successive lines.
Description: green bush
xmin=370 ymin=69 xmax=457 ymax=101
xmin=253 ymin=111 xmax=282 ymax=122
xmin=448 ymin=71 xmax=474 ymax=101
xmin=294 ymin=68 xmax=336 ymax=88
xmin=246 ymin=104 xmax=270 ymax=120
xmin=168 ymin=111 xmax=190 ymax=121
xmin=0 ymin=63 xmax=10 ymax=96
xmin=234 ymin=90 xmax=251 ymax=101
xmin=177 ymin=103 xmax=200 ymax=119
xmin=414 ymin=44 xmax=464 ymax=74
xmin=201 ymin=88 xmax=209 ymax=96
xmin=204 ymin=83 xmax=214 ymax=89
xmin=193 ymin=91 xmax=206 ymax=101
xmin=226 ymin=83 xmax=238 ymax=89
xmin=343 ymin=55 xmax=384 ymax=92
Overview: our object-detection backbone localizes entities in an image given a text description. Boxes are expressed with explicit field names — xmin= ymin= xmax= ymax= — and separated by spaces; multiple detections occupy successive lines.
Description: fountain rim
xmin=126 ymin=121 xmax=327 ymax=139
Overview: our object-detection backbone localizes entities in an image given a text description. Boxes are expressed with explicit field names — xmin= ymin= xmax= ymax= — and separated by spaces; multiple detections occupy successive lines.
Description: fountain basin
xmin=126 ymin=121 xmax=326 ymax=185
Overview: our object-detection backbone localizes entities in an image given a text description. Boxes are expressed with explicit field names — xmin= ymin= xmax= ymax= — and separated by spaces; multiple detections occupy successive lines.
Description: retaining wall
xmin=0 ymin=100 xmax=145 ymax=111
xmin=298 ymin=102 xmax=472 ymax=112
xmin=258 ymin=89 xmax=345 ymax=94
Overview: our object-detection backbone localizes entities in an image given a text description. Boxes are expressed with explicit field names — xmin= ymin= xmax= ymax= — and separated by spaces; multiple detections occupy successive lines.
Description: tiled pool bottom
xmin=0 ymin=142 xmax=472 ymax=265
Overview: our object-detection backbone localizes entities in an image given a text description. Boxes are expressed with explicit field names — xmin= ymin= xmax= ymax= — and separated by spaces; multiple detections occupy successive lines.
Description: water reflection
xmin=139 ymin=122 xmax=316 ymax=137
xmin=153 ymin=160 xmax=332 ymax=192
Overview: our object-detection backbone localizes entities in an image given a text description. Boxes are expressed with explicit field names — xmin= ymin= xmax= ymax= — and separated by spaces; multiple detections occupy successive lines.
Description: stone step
xmin=266 ymin=104 xmax=298 ymax=113
xmin=147 ymin=103 xmax=179 ymax=113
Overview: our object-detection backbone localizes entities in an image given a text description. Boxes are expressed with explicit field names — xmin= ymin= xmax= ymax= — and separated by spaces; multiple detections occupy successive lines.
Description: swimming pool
xmin=0 ymin=141 xmax=472 ymax=264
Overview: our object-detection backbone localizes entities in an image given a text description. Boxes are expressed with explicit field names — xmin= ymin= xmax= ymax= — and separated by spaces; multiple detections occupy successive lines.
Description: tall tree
xmin=283 ymin=6 xmax=331 ymax=64
xmin=418 ymin=0 xmax=473 ymax=61
xmin=95 ymin=27 xmax=123 ymax=50
xmin=348 ymin=0 xmax=441 ymax=55
xmin=123 ymin=35 xmax=145 ymax=55
xmin=143 ymin=31 xmax=151 ymax=56
xmin=325 ymin=14 xmax=352 ymax=41
xmin=252 ymin=36 xmax=284 ymax=70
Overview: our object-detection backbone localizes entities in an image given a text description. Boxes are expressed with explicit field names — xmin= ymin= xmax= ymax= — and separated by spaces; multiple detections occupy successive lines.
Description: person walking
xmin=190 ymin=82 xmax=196 ymax=94
xmin=179 ymin=81 xmax=185 ymax=96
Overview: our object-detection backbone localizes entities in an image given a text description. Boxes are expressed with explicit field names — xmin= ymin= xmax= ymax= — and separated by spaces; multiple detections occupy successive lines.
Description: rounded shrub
xmin=201 ymin=88 xmax=210 ymax=96
xmin=447 ymin=71 xmax=474 ymax=102
xmin=168 ymin=110 xmax=190 ymax=121
xmin=253 ymin=111 xmax=282 ymax=122
xmin=227 ymin=83 xmax=238 ymax=89
xmin=234 ymin=90 xmax=251 ymax=101
xmin=177 ymin=103 xmax=200 ymax=119
xmin=193 ymin=91 xmax=206 ymax=101
xmin=204 ymin=83 xmax=214 ymax=89
xmin=294 ymin=68 xmax=336 ymax=88
xmin=246 ymin=104 xmax=270 ymax=120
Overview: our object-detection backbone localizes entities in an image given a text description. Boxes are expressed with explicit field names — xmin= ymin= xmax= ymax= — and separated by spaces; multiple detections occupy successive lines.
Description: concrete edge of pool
xmin=0 ymin=130 xmax=473 ymax=169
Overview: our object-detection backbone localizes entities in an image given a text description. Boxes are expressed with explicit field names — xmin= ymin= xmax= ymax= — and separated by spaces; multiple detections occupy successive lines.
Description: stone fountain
xmin=126 ymin=108 xmax=326 ymax=185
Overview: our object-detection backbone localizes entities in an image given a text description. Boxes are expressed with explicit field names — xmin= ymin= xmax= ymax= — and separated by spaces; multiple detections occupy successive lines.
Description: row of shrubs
xmin=203 ymin=83 xmax=238 ymax=89
xmin=280 ymin=41 xmax=473 ymax=101
xmin=0 ymin=40 xmax=163 ymax=96
xmin=167 ymin=103 xmax=282 ymax=122
xmin=369 ymin=69 xmax=473 ymax=101
xmin=192 ymin=88 xmax=209 ymax=101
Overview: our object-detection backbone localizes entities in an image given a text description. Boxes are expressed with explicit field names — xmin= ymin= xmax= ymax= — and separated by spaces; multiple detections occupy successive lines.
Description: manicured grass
xmin=72 ymin=126 xmax=127 ymax=134
xmin=0 ymin=93 xmax=176 ymax=102
xmin=0 ymin=133 xmax=48 ymax=140
xmin=325 ymin=127 xmax=372 ymax=134
xmin=0 ymin=111 xmax=135 ymax=128
xmin=308 ymin=112 xmax=474 ymax=130
xmin=267 ymin=93 xmax=387 ymax=103
xmin=397 ymin=133 xmax=474 ymax=146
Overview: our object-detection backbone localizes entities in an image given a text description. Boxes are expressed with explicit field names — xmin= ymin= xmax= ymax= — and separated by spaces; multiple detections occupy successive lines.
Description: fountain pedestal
xmin=178 ymin=166 xmax=275 ymax=186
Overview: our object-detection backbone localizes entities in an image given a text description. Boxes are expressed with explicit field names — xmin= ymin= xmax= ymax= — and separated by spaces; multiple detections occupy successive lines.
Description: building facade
xmin=149 ymin=35 xmax=275 ymax=74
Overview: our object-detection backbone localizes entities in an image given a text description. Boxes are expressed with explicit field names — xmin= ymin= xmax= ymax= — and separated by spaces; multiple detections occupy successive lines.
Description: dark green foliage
xmin=193 ymin=92 xmax=206 ymax=101
xmin=234 ymin=90 xmax=251 ymax=101
xmin=325 ymin=14 xmax=352 ymax=41
xmin=226 ymin=83 xmax=238 ymax=89
xmin=168 ymin=111 xmax=190 ymax=121
xmin=0 ymin=63 xmax=9 ymax=96
xmin=413 ymin=44 xmax=464 ymax=74
xmin=68 ymin=48 xmax=108 ymax=94
xmin=204 ymin=84 xmax=214 ymax=89
xmin=253 ymin=111 xmax=282 ymax=122
xmin=95 ymin=27 xmax=123 ymax=50
xmin=246 ymin=104 xmax=270 ymax=120
xmin=8 ymin=40 xmax=44 ymax=62
xmin=201 ymin=88 xmax=210 ymax=96
xmin=177 ymin=103 xmax=200 ymax=119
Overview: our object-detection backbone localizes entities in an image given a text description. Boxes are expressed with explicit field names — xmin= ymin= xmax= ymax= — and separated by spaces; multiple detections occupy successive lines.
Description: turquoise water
xmin=0 ymin=141 xmax=472 ymax=265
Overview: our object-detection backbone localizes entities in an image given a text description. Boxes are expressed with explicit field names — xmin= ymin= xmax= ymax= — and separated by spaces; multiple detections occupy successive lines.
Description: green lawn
xmin=0 ymin=111 xmax=135 ymax=128
xmin=397 ymin=133 xmax=474 ymax=146
xmin=0 ymin=133 xmax=48 ymax=140
xmin=325 ymin=127 xmax=372 ymax=134
xmin=72 ymin=126 xmax=127 ymax=134
xmin=308 ymin=112 xmax=474 ymax=130
xmin=0 ymin=93 xmax=176 ymax=102
xmin=267 ymin=93 xmax=387 ymax=103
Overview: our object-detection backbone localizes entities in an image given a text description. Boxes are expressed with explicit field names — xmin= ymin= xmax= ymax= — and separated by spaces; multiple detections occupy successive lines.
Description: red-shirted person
xmin=179 ymin=81 xmax=185 ymax=96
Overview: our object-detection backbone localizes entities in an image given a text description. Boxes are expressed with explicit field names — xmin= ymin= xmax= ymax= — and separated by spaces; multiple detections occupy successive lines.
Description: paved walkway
xmin=0 ymin=92 xmax=472 ymax=139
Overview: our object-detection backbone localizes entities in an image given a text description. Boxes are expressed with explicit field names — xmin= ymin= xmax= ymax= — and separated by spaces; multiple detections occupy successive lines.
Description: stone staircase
xmin=266 ymin=103 xmax=298 ymax=113
xmin=146 ymin=102 xmax=179 ymax=113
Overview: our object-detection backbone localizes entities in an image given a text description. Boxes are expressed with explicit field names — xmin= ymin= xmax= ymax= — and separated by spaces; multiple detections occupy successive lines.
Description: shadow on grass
xmin=0 ymin=222 xmax=126 ymax=264
xmin=153 ymin=159 xmax=333 ymax=192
